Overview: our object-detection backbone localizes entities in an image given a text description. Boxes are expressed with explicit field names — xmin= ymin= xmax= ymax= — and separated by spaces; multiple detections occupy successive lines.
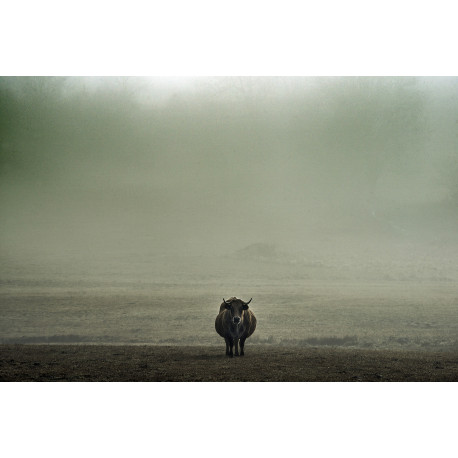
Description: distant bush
xmin=0 ymin=335 xmax=87 ymax=344
xmin=279 ymin=336 xmax=359 ymax=347
xmin=250 ymin=334 xmax=358 ymax=347
xmin=235 ymin=243 xmax=279 ymax=260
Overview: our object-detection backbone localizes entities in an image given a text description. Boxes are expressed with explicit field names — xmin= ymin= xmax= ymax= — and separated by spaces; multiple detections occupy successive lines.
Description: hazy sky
xmin=1 ymin=76 xmax=457 ymax=258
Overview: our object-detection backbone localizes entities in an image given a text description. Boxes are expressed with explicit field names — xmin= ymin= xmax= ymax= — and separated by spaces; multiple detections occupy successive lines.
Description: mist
xmin=1 ymin=76 xmax=457 ymax=273
xmin=1 ymin=75 xmax=458 ymax=356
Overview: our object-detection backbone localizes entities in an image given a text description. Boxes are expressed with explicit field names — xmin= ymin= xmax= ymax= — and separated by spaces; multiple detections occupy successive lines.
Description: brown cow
xmin=215 ymin=297 xmax=257 ymax=357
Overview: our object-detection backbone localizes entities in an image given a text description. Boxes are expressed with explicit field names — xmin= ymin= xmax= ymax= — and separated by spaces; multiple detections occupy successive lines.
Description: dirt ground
xmin=1 ymin=344 xmax=458 ymax=382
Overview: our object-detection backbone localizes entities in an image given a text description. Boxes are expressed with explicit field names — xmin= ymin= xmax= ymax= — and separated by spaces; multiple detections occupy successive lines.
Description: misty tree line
xmin=1 ymin=76 xmax=457 ymax=209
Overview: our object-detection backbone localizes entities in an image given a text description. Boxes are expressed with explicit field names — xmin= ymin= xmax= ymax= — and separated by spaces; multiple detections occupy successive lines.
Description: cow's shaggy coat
xmin=215 ymin=297 xmax=256 ymax=357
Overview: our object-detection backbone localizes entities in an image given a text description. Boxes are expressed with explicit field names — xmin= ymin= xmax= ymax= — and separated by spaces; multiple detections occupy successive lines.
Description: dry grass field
xmin=1 ymin=262 xmax=457 ymax=351
xmin=1 ymin=249 xmax=458 ymax=381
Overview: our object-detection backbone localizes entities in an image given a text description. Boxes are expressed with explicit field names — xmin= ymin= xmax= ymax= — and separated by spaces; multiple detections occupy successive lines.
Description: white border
xmin=2 ymin=1 xmax=458 ymax=75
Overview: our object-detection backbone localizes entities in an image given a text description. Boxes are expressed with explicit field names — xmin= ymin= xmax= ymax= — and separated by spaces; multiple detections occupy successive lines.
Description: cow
xmin=215 ymin=297 xmax=257 ymax=357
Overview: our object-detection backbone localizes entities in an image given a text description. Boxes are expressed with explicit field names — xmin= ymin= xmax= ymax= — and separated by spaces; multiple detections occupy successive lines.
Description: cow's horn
xmin=244 ymin=298 xmax=252 ymax=305
xmin=223 ymin=298 xmax=229 ymax=304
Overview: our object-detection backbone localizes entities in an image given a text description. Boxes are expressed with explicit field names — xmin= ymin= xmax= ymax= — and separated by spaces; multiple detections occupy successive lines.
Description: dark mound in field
xmin=1 ymin=345 xmax=458 ymax=381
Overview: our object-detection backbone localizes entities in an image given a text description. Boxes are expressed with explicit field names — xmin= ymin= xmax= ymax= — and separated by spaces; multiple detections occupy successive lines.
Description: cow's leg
xmin=228 ymin=337 xmax=234 ymax=357
xmin=240 ymin=337 xmax=246 ymax=356
xmin=234 ymin=338 xmax=239 ymax=356
xmin=225 ymin=338 xmax=230 ymax=356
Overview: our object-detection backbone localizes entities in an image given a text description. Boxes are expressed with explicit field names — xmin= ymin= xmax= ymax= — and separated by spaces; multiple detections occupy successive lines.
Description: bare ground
xmin=1 ymin=344 xmax=458 ymax=382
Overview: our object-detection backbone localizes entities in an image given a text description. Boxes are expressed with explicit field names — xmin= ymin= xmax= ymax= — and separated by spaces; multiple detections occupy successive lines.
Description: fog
xmin=2 ymin=77 xmax=457 ymax=264
xmin=1 ymin=76 xmax=458 ymax=348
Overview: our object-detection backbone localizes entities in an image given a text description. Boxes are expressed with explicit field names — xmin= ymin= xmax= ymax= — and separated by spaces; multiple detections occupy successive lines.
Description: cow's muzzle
xmin=233 ymin=317 xmax=241 ymax=324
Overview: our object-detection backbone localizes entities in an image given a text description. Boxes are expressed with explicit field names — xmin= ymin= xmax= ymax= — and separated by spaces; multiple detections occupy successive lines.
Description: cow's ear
xmin=243 ymin=304 xmax=249 ymax=310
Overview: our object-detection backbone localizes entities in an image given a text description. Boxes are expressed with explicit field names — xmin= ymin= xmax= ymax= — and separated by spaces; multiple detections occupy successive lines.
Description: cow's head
xmin=223 ymin=297 xmax=252 ymax=325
